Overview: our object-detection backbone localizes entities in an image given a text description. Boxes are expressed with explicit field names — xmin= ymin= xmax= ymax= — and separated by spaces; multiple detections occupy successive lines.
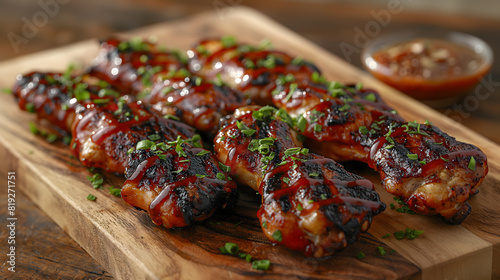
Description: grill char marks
xmin=70 ymin=96 xmax=198 ymax=174
xmin=123 ymin=146 xmax=238 ymax=228
xmin=92 ymin=38 xmax=248 ymax=136
xmin=214 ymin=106 xmax=384 ymax=257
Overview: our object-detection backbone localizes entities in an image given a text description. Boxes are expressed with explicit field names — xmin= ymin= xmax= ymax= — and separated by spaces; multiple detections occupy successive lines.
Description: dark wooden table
xmin=1 ymin=1 xmax=499 ymax=279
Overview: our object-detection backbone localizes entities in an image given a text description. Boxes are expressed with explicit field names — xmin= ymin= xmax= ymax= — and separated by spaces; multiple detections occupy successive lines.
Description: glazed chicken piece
xmin=89 ymin=37 xmax=185 ymax=95
xmin=12 ymin=71 xmax=116 ymax=133
xmin=143 ymin=69 xmax=247 ymax=136
xmin=91 ymin=38 xmax=248 ymax=135
xmin=187 ymin=38 xmax=320 ymax=105
xmin=192 ymin=38 xmax=488 ymax=224
xmin=214 ymin=106 xmax=385 ymax=257
xmin=70 ymin=95 xmax=198 ymax=174
xmin=122 ymin=138 xmax=238 ymax=228
xmin=272 ymin=79 xmax=488 ymax=224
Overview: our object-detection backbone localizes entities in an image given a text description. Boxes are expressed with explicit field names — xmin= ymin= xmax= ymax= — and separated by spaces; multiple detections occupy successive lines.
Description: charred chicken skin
xmin=187 ymin=38 xmax=320 ymax=105
xmin=89 ymin=38 xmax=185 ymax=95
xmin=91 ymin=38 xmax=247 ymax=135
xmin=215 ymin=106 xmax=385 ymax=257
xmin=123 ymin=138 xmax=238 ymax=228
xmin=190 ymin=38 xmax=488 ymax=224
xmin=70 ymin=95 xmax=198 ymax=174
xmin=12 ymin=68 xmax=238 ymax=228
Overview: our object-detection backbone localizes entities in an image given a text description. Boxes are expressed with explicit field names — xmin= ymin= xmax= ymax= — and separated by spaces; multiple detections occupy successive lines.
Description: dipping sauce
xmin=366 ymin=37 xmax=492 ymax=100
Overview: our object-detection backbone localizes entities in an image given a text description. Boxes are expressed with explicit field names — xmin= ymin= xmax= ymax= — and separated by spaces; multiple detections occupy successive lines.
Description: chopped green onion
xmin=252 ymin=259 xmax=271 ymax=271
xmin=314 ymin=124 xmax=322 ymax=133
xmin=284 ymin=83 xmax=298 ymax=102
xmin=468 ymin=156 xmax=476 ymax=171
xmin=136 ymin=139 xmax=154 ymax=150
xmin=407 ymin=153 xmax=418 ymax=160
xmin=196 ymin=150 xmax=210 ymax=156
xmin=356 ymin=252 xmax=366 ymax=260
xmin=272 ymin=230 xmax=282 ymax=242
xmin=86 ymin=194 xmax=97 ymax=201
xmin=218 ymin=162 xmax=231 ymax=172
xmin=26 ymin=102 xmax=36 ymax=113
xmin=109 ymin=186 xmax=121 ymax=197
xmin=376 ymin=246 xmax=387 ymax=256
xmin=148 ymin=134 xmax=161 ymax=141
xmin=359 ymin=126 xmax=369 ymax=135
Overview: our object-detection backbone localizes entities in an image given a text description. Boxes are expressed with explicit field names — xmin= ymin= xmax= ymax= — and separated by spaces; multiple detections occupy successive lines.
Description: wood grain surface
xmin=0 ymin=6 xmax=499 ymax=280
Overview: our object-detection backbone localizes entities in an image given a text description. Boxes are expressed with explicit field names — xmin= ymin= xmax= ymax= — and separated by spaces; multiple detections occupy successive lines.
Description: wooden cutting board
xmin=0 ymin=7 xmax=499 ymax=280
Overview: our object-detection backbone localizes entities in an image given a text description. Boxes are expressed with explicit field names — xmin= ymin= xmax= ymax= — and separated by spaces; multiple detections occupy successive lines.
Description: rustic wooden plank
xmin=0 ymin=7 xmax=499 ymax=279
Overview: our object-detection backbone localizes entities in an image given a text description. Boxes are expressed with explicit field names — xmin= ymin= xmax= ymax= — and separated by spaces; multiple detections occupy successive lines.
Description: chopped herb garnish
xmin=262 ymin=220 xmax=267 ymax=228
xmin=364 ymin=93 xmax=376 ymax=102
xmin=297 ymin=115 xmax=307 ymax=132
xmin=382 ymin=233 xmax=391 ymax=238
xmin=98 ymin=88 xmax=120 ymax=98
xmin=338 ymin=104 xmax=351 ymax=112
xmin=196 ymin=174 xmax=208 ymax=178
xmin=313 ymin=124 xmax=322 ymax=133
xmin=1 ymin=88 xmax=13 ymax=94
xmin=236 ymin=121 xmax=256 ymax=136
xmin=468 ymin=156 xmax=476 ymax=171
xmin=320 ymin=193 xmax=328 ymax=200
xmin=87 ymin=173 xmax=104 ymax=189
xmin=220 ymin=242 xmax=239 ymax=254
xmin=148 ymin=134 xmax=161 ymax=141
xmin=252 ymin=259 xmax=271 ymax=271
xmin=194 ymin=76 xmax=202 ymax=86
xmin=196 ymin=150 xmax=210 ymax=156
xmin=309 ymin=172 xmax=319 ymax=177
xmin=26 ymin=102 xmax=36 ymax=113
xmin=221 ymin=35 xmax=237 ymax=48
xmin=308 ymin=199 xmax=314 ymax=204
xmin=376 ymin=246 xmax=387 ymax=256
xmin=441 ymin=156 xmax=449 ymax=162
xmin=46 ymin=133 xmax=58 ymax=143
xmin=216 ymin=173 xmax=226 ymax=180
xmin=136 ymin=139 xmax=155 ymax=150
xmin=29 ymin=122 xmax=39 ymax=135
xmin=272 ymin=230 xmax=283 ymax=242
xmin=283 ymin=177 xmax=290 ymax=184
xmin=407 ymin=153 xmax=418 ymax=160
xmin=86 ymin=194 xmax=97 ymax=201
xmin=140 ymin=54 xmax=148 ymax=63
xmin=109 ymin=186 xmax=121 ymax=197
xmin=284 ymin=83 xmax=298 ymax=102
xmin=356 ymin=252 xmax=366 ymax=260
xmin=359 ymin=126 xmax=369 ymax=135
xmin=297 ymin=203 xmax=303 ymax=211
xmin=394 ymin=230 xmax=406 ymax=240
xmin=218 ymin=162 xmax=231 ymax=172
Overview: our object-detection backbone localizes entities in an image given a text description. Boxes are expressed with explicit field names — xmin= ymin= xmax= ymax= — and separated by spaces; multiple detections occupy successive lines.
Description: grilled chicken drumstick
xmin=215 ymin=106 xmax=385 ymax=257
xmin=13 ymin=70 xmax=238 ymax=228
xmin=189 ymin=38 xmax=488 ymax=224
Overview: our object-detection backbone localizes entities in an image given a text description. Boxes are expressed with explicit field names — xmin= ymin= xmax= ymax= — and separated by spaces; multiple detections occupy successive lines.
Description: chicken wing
xmin=215 ymin=106 xmax=385 ymax=257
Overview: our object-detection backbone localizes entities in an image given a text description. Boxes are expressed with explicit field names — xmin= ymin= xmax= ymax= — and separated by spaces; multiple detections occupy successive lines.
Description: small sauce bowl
xmin=362 ymin=32 xmax=493 ymax=105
